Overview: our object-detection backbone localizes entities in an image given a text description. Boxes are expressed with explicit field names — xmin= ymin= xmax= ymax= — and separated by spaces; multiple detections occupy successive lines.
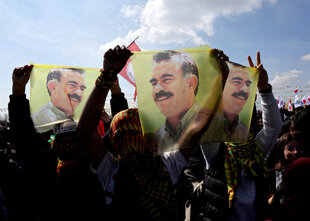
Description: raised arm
xmin=248 ymin=52 xmax=281 ymax=154
xmin=9 ymin=64 xmax=47 ymax=153
xmin=77 ymin=46 xmax=132 ymax=169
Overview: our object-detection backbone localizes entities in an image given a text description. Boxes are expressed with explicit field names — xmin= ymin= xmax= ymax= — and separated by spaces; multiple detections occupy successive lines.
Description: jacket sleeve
xmin=255 ymin=91 xmax=282 ymax=155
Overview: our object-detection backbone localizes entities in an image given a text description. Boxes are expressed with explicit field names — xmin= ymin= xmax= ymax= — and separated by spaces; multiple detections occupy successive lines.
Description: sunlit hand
xmin=12 ymin=64 xmax=33 ymax=96
xmin=248 ymin=51 xmax=269 ymax=91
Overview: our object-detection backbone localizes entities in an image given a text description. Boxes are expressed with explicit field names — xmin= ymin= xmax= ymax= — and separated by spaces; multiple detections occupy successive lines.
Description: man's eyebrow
xmin=150 ymin=73 xmax=175 ymax=84
xmin=66 ymin=80 xmax=78 ymax=85
xmin=230 ymin=77 xmax=243 ymax=81
xmin=150 ymin=78 xmax=157 ymax=84
xmin=160 ymin=73 xmax=174 ymax=79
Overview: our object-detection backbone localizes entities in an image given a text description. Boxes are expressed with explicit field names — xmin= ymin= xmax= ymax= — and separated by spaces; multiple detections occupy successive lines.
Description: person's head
xmin=274 ymin=133 xmax=303 ymax=170
xmin=290 ymin=108 xmax=309 ymax=136
xmin=109 ymin=108 xmax=157 ymax=159
xmin=222 ymin=63 xmax=252 ymax=116
xmin=282 ymin=157 xmax=310 ymax=203
xmin=150 ymin=50 xmax=199 ymax=120
xmin=46 ymin=68 xmax=86 ymax=116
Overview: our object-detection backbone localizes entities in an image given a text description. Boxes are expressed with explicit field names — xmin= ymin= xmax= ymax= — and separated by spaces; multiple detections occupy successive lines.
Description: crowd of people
xmin=0 ymin=45 xmax=309 ymax=221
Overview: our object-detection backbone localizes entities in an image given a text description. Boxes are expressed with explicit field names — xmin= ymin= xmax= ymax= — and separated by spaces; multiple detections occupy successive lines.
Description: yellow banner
xmin=30 ymin=64 xmax=99 ymax=132
xmin=29 ymin=45 xmax=259 ymax=152
xmin=131 ymin=46 xmax=258 ymax=152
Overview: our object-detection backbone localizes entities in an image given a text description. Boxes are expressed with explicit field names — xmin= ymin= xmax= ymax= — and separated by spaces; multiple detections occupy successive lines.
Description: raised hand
xmin=12 ymin=64 xmax=33 ymax=96
xmin=103 ymin=45 xmax=133 ymax=74
xmin=248 ymin=51 xmax=269 ymax=91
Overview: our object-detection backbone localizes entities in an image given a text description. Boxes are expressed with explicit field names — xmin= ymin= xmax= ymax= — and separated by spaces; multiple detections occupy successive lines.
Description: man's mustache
xmin=154 ymin=90 xmax=174 ymax=101
xmin=68 ymin=93 xmax=81 ymax=103
xmin=232 ymin=90 xmax=248 ymax=100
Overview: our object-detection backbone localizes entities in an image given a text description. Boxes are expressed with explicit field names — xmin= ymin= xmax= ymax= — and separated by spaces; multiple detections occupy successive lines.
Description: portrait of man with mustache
xmin=221 ymin=62 xmax=252 ymax=141
xmin=31 ymin=68 xmax=86 ymax=132
xmin=149 ymin=50 xmax=199 ymax=151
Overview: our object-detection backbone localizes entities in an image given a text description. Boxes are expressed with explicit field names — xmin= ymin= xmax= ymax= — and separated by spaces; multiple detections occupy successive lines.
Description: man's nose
xmin=74 ymin=88 xmax=84 ymax=96
xmin=241 ymin=83 xmax=249 ymax=92
xmin=153 ymin=83 xmax=163 ymax=93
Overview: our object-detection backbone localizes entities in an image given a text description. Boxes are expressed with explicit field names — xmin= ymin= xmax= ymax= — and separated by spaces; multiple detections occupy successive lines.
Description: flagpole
xmin=127 ymin=36 xmax=139 ymax=48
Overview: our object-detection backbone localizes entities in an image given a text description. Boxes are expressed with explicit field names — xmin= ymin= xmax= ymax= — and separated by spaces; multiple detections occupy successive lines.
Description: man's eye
xmin=162 ymin=78 xmax=172 ymax=83
xmin=67 ymin=84 xmax=77 ymax=89
xmin=231 ymin=80 xmax=241 ymax=85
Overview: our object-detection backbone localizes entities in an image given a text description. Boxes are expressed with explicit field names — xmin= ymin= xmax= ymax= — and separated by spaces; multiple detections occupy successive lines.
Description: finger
xmin=248 ymin=56 xmax=254 ymax=67
xmin=115 ymin=45 xmax=121 ymax=55
xmin=104 ymin=49 xmax=113 ymax=58
xmin=24 ymin=64 xmax=33 ymax=74
xmin=13 ymin=67 xmax=23 ymax=75
xmin=257 ymin=51 xmax=261 ymax=66
xmin=221 ymin=54 xmax=229 ymax=61
xmin=122 ymin=48 xmax=133 ymax=57
xmin=257 ymin=64 xmax=263 ymax=69
xmin=215 ymin=49 xmax=223 ymax=56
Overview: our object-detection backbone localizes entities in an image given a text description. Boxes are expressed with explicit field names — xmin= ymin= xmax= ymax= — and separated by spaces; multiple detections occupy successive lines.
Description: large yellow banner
xmin=29 ymin=45 xmax=259 ymax=152
xmin=131 ymin=46 xmax=259 ymax=152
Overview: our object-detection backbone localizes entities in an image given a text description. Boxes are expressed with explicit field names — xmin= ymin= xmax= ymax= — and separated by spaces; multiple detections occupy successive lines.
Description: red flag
xmin=294 ymin=87 xmax=299 ymax=94
xmin=133 ymin=87 xmax=137 ymax=102
xmin=128 ymin=41 xmax=140 ymax=51
xmin=288 ymin=99 xmax=293 ymax=112
xmin=118 ymin=41 xmax=141 ymax=87
xmin=302 ymin=95 xmax=307 ymax=105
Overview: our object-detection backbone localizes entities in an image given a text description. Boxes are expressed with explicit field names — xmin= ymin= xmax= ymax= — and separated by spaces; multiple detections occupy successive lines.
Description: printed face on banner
xmin=49 ymin=69 xmax=86 ymax=115
xmin=223 ymin=64 xmax=252 ymax=115
xmin=30 ymin=66 xmax=98 ymax=133
xmin=208 ymin=61 xmax=257 ymax=143
xmin=128 ymin=46 xmax=259 ymax=153
xmin=132 ymin=47 xmax=224 ymax=152
xmin=150 ymin=55 xmax=198 ymax=122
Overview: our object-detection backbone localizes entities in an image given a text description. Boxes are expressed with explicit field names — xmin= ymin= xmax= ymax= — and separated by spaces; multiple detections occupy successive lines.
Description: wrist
xmin=96 ymin=69 xmax=117 ymax=89
xmin=12 ymin=87 xmax=25 ymax=96
xmin=110 ymin=85 xmax=122 ymax=95
xmin=258 ymin=83 xmax=272 ymax=93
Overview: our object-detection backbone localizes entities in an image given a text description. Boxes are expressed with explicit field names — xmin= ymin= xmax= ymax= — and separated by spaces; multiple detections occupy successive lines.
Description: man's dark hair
xmin=153 ymin=50 xmax=199 ymax=94
xmin=46 ymin=68 xmax=85 ymax=96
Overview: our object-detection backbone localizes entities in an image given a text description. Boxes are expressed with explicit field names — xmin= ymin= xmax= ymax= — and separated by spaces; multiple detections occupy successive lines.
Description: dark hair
xmin=273 ymin=133 xmax=301 ymax=171
xmin=291 ymin=108 xmax=310 ymax=132
xmin=46 ymin=68 xmax=85 ymax=96
xmin=152 ymin=50 xmax=199 ymax=94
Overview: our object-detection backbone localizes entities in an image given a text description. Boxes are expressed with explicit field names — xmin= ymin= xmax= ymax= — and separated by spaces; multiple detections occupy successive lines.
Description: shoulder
xmin=31 ymin=103 xmax=55 ymax=122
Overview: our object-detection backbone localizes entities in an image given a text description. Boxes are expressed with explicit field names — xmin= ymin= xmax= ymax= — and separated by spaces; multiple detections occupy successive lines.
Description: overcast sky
xmin=0 ymin=0 xmax=309 ymax=108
